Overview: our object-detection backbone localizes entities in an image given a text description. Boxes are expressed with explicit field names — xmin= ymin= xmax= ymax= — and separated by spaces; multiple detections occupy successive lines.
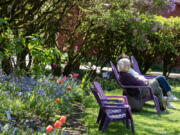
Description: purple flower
xmin=133 ymin=29 xmax=138 ymax=34
xmin=135 ymin=18 xmax=140 ymax=22
xmin=163 ymin=0 xmax=176 ymax=12
xmin=152 ymin=25 xmax=157 ymax=31
xmin=145 ymin=0 xmax=153 ymax=6
xmin=37 ymin=89 xmax=46 ymax=96
xmin=63 ymin=131 xmax=67 ymax=135
xmin=159 ymin=25 xmax=163 ymax=30
xmin=12 ymin=128 xmax=18 ymax=135
xmin=4 ymin=124 xmax=10 ymax=132
xmin=104 ymin=3 xmax=111 ymax=8
xmin=53 ymin=64 xmax=58 ymax=69
xmin=10 ymin=122 xmax=16 ymax=126
xmin=170 ymin=0 xmax=175 ymax=11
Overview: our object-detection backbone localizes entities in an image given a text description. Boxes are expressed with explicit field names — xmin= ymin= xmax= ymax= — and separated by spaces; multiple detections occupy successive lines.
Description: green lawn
xmin=82 ymin=85 xmax=180 ymax=135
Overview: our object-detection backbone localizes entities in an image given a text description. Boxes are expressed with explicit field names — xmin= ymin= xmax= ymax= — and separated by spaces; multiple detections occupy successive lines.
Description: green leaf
xmin=30 ymin=91 xmax=35 ymax=102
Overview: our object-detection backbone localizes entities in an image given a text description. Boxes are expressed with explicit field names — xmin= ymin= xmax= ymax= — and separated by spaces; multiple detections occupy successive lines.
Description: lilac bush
xmin=132 ymin=0 xmax=175 ymax=15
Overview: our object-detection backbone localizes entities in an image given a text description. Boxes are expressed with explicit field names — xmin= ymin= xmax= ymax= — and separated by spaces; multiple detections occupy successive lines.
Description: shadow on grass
xmin=83 ymin=102 xmax=180 ymax=135
xmin=135 ymin=120 xmax=167 ymax=135
xmin=82 ymin=96 xmax=135 ymax=135
xmin=84 ymin=118 xmax=135 ymax=135
xmin=132 ymin=103 xmax=158 ymax=116
xmin=83 ymin=85 xmax=180 ymax=135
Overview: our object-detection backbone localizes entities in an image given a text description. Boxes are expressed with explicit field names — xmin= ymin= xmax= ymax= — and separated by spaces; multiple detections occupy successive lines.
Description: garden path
xmin=65 ymin=102 xmax=86 ymax=135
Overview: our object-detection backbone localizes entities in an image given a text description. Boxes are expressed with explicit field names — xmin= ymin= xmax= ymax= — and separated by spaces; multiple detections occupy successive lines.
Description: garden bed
xmin=0 ymin=73 xmax=84 ymax=134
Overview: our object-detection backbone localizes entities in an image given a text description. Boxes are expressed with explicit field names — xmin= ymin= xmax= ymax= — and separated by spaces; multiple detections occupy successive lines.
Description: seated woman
xmin=117 ymin=58 xmax=168 ymax=113
xmin=118 ymin=55 xmax=178 ymax=109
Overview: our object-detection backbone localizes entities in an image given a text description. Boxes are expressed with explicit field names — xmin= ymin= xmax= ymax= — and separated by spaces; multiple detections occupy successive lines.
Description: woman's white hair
xmin=117 ymin=58 xmax=130 ymax=72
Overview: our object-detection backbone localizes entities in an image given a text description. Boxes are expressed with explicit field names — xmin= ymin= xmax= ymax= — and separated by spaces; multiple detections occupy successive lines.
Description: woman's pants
xmin=155 ymin=76 xmax=171 ymax=96
xmin=142 ymin=79 xmax=166 ymax=111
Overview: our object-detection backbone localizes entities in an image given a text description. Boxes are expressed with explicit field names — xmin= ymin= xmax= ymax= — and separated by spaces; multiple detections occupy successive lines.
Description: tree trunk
xmin=17 ymin=47 xmax=30 ymax=72
xmin=163 ymin=62 xmax=168 ymax=77
xmin=63 ymin=61 xmax=80 ymax=76
xmin=2 ymin=56 xmax=13 ymax=75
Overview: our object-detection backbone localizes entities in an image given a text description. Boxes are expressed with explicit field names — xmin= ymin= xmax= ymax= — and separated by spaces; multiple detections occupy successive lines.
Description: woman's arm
xmin=120 ymin=72 xmax=147 ymax=86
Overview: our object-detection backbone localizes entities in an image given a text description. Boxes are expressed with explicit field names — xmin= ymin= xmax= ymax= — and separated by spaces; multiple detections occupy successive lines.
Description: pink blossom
xmin=74 ymin=45 xmax=79 ymax=52
xmin=63 ymin=47 xmax=67 ymax=51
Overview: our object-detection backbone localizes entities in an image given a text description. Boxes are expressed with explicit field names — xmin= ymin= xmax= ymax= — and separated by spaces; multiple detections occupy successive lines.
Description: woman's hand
xmin=145 ymin=80 xmax=149 ymax=85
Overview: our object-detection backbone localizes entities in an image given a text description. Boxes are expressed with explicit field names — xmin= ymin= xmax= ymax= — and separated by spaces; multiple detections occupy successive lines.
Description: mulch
xmin=64 ymin=102 xmax=87 ymax=135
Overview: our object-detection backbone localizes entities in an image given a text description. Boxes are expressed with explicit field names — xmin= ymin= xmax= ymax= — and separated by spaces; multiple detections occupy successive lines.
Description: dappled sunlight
xmin=83 ymin=86 xmax=180 ymax=135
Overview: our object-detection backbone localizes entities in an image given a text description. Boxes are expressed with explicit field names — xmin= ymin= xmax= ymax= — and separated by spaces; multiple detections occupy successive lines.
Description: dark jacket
xmin=119 ymin=71 xmax=147 ymax=111
xmin=119 ymin=71 xmax=146 ymax=98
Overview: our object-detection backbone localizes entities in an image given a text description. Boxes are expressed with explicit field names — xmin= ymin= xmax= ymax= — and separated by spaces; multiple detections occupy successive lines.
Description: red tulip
xmin=64 ymin=76 xmax=67 ymax=80
xmin=56 ymin=98 xmax=60 ymax=103
xmin=73 ymin=73 xmax=79 ymax=78
xmin=46 ymin=125 xmax=53 ymax=133
xmin=54 ymin=120 xmax=62 ymax=129
xmin=67 ymin=87 xmax=71 ymax=91
xmin=60 ymin=116 xmax=67 ymax=123
xmin=59 ymin=80 xmax=62 ymax=84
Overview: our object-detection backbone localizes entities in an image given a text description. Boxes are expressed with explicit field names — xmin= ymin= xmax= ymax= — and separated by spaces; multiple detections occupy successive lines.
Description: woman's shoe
xmin=166 ymin=103 xmax=176 ymax=109
xmin=167 ymin=95 xmax=179 ymax=102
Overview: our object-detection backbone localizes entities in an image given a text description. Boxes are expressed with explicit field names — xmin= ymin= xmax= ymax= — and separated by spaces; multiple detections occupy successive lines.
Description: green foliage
xmin=80 ymin=73 xmax=92 ymax=96
xmin=0 ymin=0 xmax=83 ymax=75
xmin=95 ymin=78 xmax=120 ymax=91
xmin=126 ymin=15 xmax=180 ymax=75
xmin=0 ymin=18 xmax=62 ymax=76
xmin=75 ymin=0 xmax=178 ymax=75
xmin=76 ymin=0 xmax=179 ymax=77
xmin=1 ymin=0 xmax=178 ymax=76
xmin=154 ymin=16 xmax=180 ymax=76
xmin=28 ymin=35 xmax=62 ymax=77
xmin=0 ymin=17 xmax=25 ymax=74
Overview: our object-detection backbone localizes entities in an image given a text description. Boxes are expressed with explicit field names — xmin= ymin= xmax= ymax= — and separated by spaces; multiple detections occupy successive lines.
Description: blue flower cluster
xmin=0 ymin=73 xmax=82 ymax=134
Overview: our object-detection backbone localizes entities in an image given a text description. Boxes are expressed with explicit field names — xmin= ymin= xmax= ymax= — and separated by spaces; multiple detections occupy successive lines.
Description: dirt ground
xmin=65 ymin=102 xmax=87 ymax=135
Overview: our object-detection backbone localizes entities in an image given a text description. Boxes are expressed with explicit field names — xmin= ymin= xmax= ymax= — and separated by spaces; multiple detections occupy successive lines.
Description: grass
xmin=82 ymin=85 xmax=180 ymax=135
